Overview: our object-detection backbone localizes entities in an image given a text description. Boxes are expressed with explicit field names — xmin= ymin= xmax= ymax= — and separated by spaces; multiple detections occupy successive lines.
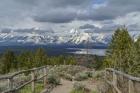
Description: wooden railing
xmin=1 ymin=66 xmax=140 ymax=93
xmin=0 ymin=66 xmax=48 ymax=93
xmin=105 ymin=68 xmax=140 ymax=93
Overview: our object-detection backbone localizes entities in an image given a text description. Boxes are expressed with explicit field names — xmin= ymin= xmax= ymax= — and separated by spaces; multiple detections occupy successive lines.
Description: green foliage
xmin=17 ymin=51 xmax=34 ymax=70
xmin=73 ymin=82 xmax=85 ymax=91
xmin=47 ymin=73 xmax=60 ymax=85
xmin=0 ymin=47 xmax=77 ymax=74
xmin=84 ymin=71 xmax=93 ymax=77
xmin=34 ymin=48 xmax=47 ymax=67
xmin=104 ymin=27 xmax=140 ymax=76
xmin=61 ymin=73 xmax=73 ymax=81
xmin=90 ymin=55 xmax=104 ymax=70
xmin=18 ymin=82 xmax=44 ymax=93
xmin=74 ymin=71 xmax=93 ymax=81
xmin=0 ymin=50 xmax=16 ymax=74
xmin=70 ymin=89 xmax=85 ymax=93
xmin=48 ymin=55 xmax=76 ymax=65
xmin=47 ymin=65 xmax=89 ymax=81
xmin=92 ymin=71 xmax=104 ymax=80
xmin=92 ymin=91 xmax=98 ymax=93
xmin=133 ymin=37 xmax=140 ymax=76
xmin=71 ymin=82 xmax=93 ymax=93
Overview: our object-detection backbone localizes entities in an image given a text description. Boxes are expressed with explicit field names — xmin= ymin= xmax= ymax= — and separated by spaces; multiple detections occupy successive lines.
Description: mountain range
xmin=0 ymin=28 xmax=139 ymax=47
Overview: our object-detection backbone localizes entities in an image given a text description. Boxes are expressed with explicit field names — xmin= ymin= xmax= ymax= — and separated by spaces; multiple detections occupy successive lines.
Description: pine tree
xmin=34 ymin=48 xmax=47 ymax=67
xmin=133 ymin=37 xmax=140 ymax=76
xmin=66 ymin=56 xmax=76 ymax=65
xmin=17 ymin=51 xmax=34 ymax=69
xmin=105 ymin=27 xmax=135 ymax=73
xmin=1 ymin=50 xmax=15 ymax=74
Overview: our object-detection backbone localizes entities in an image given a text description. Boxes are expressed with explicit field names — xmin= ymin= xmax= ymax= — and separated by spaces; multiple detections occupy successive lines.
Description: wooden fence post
xmin=129 ymin=80 xmax=134 ymax=93
xmin=113 ymin=72 xmax=117 ymax=86
xmin=8 ymin=77 xmax=14 ymax=92
xmin=104 ymin=70 xmax=107 ymax=80
xmin=43 ymin=67 xmax=48 ymax=87
xmin=113 ymin=72 xmax=117 ymax=93
xmin=31 ymin=69 xmax=35 ymax=93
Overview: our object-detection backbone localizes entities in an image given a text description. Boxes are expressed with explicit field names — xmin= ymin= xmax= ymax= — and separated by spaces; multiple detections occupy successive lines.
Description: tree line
xmin=104 ymin=27 xmax=140 ymax=76
xmin=0 ymin=27 xmax=139 ymax=76
xmin=0 ymin=48 xmax=76 ymax=74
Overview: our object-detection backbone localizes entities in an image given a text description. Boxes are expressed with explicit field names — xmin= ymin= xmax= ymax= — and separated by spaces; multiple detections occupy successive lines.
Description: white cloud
xmin=0 ymin=0 xmax=140 ymax=33
xmin=114 ymin=12 xmax=140 ymax=26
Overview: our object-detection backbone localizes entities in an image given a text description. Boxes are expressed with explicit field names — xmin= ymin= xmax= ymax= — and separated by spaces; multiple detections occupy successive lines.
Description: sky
xmin=0 ymin=0 xmax=140 ymax=33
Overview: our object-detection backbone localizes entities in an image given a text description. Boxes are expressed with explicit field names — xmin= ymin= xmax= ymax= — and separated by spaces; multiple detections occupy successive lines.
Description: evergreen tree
xmin=34 ymin=48 xmax=47 ymax=67
xmin=0 ymin=57 xmax=4 ymax=74
xmin=1 ymin=50 xmax=15 ymax=74
xmin=104 ymin=27 xmax=135 ymax=73
xmin=133 ymin=37 xmax=140 ymax=76
xmin=66 ymin=56 xmax=76 ymax=65
xmin=17 ymin=51 xmax=34 ymax=69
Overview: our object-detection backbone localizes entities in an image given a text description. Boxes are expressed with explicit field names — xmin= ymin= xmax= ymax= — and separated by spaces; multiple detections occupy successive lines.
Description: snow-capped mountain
xmin=129 ymin=31 xmax=140 ymax=42
xmin=2 ymin=28 xmax=139 ymax=46
xmin=0 ymin=28 xmax=63 ymax=45
xmin=68 ymin=29 xmax=112 ymax=45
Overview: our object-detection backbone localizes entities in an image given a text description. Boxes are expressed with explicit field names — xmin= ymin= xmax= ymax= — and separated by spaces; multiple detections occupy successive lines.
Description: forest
xmin=0 ymin=48 xmax=77 ymax=74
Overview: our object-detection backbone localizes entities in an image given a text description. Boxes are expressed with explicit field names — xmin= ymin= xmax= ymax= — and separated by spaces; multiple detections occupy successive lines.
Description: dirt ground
xmin=50 ymin=78 xmax=99 ymax=93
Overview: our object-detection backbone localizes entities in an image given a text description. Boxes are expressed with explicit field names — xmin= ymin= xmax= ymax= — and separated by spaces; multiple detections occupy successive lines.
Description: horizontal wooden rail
xmin=105 ymin=68 xmax=140 ymax=93
xmin=106 ymin=68 xmax=140 ymax=81
xmin=0 ymin=66 xmax=46 ymax=80
xmin=0 ymin=66 xmax=48 ymax=93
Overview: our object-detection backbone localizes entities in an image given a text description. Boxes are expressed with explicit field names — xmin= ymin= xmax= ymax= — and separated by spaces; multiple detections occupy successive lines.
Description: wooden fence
xmin=0 ymin=66 xmax=48 ymax=93
xmin=105 ymin=68 xmax=140 ymax=93
xmin=1 ymin=66 xmax=140 ymax=93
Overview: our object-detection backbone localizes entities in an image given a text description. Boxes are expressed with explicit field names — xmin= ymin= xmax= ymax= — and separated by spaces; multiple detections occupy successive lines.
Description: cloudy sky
xmin=0 ymin=0 xmax=140 ymax=33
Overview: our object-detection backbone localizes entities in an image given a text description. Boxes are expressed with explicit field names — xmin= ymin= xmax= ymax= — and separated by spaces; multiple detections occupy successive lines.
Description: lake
xmin=0 ymin=45 xmax=106 ymax=56
xmin=67 ymin=48 xmax=106 ymax=56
